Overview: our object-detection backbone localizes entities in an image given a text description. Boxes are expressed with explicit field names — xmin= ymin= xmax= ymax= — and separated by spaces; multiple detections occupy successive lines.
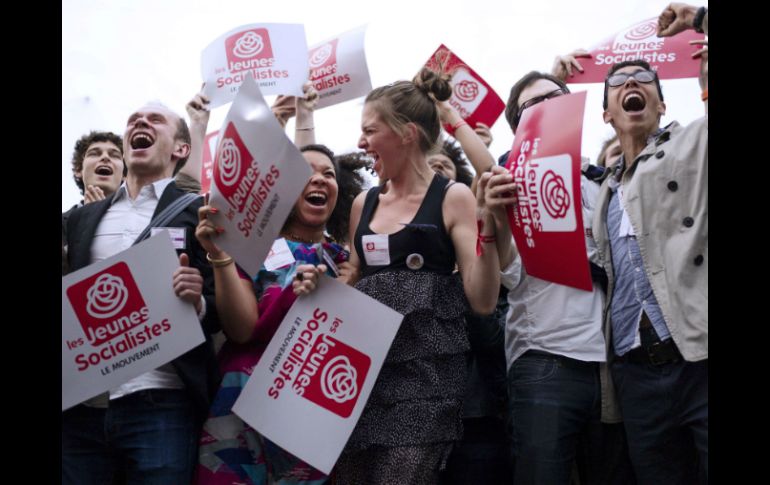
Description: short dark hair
xmin=71 ymin=131 xmax=125 ymax=194
xmin=437 ymin=139 xmax=474 ymax=187
xmin=505 ymin=71 xmax=569 ymax=133
xmin=603 ymin=60 xmax=664 ymax=110
xmin=172 ymin=117 xmax=191 ymax=175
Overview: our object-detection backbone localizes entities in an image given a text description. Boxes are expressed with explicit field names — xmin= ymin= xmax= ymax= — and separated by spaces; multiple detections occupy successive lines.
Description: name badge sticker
xmin=361 ymin=234 xmax=390 ymax=266
xmin=151 ymin=227 xmax=187 ymax=250
xmin=264 ymin=238 xmax=296 ymax=271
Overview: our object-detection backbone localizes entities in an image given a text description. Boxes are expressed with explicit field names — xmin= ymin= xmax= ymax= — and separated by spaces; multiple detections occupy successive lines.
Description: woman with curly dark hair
xmin=193 ymin=143 xmax=363 ymax=484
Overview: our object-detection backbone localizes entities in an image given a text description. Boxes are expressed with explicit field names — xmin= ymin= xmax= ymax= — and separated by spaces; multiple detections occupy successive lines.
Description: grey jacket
xmin=592 ymin=117 xmax=708 ymax=422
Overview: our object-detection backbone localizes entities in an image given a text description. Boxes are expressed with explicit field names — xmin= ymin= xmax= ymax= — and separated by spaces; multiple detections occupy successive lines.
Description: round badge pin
xmin=406 ymin=253 xmax=424 ymax=270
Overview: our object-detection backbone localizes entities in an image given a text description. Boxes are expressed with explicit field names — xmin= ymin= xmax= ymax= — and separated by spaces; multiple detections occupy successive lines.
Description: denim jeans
xmin=62 ymin=389 xmax=198 ymax=485
xmin=508 ymin=350 xmax=603 ymax=485
xmin=611 ymin=358 xmax=708 ymax=485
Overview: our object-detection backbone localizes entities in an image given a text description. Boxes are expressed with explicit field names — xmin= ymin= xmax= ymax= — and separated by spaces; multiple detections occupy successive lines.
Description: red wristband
xmin=476 ymin=220 xmax=496 ymax=256
xmin=452 ymin=120 xmax=468 ymax=131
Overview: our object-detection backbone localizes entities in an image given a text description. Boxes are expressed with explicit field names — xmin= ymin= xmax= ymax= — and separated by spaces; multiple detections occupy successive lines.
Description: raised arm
xmin=657 ymin=3 xmax=708 ymax=113
xmin=194 ymin=204 xmax=257 ymax=344
xmin=476 ymin=166 xmax=519 ymax=270
xmin=177 ymin=92 xmax=211 ymax=191
xmin=294 ymin=82 xmax=320 ymax=147
xmin=437 ymin=101 xmax=496 ymax=191
xmin=444 ymin=183 xmax=500 ymax=315
xmin=657 ymin=3 xmax=706 ymax=37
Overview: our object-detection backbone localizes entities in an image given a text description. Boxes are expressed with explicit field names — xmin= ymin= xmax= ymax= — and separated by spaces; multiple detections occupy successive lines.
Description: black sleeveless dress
xmin=335 ymin=174 xmax=470 ymax=484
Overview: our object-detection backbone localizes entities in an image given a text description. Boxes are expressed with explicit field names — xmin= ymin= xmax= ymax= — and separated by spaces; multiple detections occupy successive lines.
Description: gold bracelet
xmin=206 ymin=253 xmax=234 ymax=268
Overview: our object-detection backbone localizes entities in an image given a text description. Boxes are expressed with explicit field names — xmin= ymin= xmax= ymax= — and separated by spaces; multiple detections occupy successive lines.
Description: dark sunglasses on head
xmin=607 ymin=70 xmax=656 ymax=87
xmin=515 ymin=88 xmax=567 ymax=125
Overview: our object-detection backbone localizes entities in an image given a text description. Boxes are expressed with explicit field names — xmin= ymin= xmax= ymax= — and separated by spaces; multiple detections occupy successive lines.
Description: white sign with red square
xmin=309 ymin=25 xmax=372 ymax=109
xmin=61 ymin=233 xmax=205 ymax=411
xmin=232 ymin=275 xmax=403 ymax=474
xmin=201 ymin=23 xmax=309 ymax=108
xmin=207 ymin=74 xmax=311 ymax=278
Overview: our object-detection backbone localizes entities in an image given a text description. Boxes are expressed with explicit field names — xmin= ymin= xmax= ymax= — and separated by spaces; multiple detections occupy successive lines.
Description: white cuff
xmin=197 ymin=295 xmax=207 ymax=321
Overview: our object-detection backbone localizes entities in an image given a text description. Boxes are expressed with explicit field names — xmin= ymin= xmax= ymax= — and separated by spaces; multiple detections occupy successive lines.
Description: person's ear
xmin=402 ymin=122 xmax=419 ymax=145
xmin=172 ymin=141 xmax=191 ymax=162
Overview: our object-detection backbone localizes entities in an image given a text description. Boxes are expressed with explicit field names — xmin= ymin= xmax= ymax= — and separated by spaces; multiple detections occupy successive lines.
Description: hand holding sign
xmin=482 ymin=166 xmax=518 ymax=220
xmin=195 ymin=204 xmax=228 ymax=259
xmin=551 ymin=49 xmax=591 ymax=81
xmin=293 ymin=263 xmax=327 ymax=296
xmin=657 ymin=3 xmax=700 ymax=37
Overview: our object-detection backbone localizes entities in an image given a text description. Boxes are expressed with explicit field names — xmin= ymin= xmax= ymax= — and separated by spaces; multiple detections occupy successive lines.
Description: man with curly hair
xmin=69 ymin=131 xmax=126 ymax=205
xmin=62 ymin=131 xmax=126 ymax=274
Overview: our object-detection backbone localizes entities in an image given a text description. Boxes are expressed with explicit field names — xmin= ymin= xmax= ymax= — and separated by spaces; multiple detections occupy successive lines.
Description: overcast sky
xmin=62 ymin=0 xmax=707 ymax=210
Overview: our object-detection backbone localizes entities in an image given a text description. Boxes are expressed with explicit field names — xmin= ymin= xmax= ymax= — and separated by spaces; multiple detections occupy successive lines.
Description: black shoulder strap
xmin=359 ymin=185 xmax=382 ymax=227
xmin=132 ymin=193 xmax=200 ymax=246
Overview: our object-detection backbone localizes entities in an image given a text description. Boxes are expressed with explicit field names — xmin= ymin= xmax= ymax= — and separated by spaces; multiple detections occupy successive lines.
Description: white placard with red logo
xmin=309 ymin=25 xmax=372 ymax=109
xmin=200 ymin=130 xmax=220 ymax=195
xmin=504 ymin=91 xmax=592 ymax=291
xmin=208 ymin=74 xmax=311 ymax=278
xmin=567 ymin=17 xmax=705 ymax=83
xmin=61 ymin=233 xmax=205 ymax=411
xmin=201 ymin=23 xmax=309 ymax=108
xmin=424 ymin=44 xmax=505 ymax=135
xmin=233 ymin=275 xmax=403 ymax=474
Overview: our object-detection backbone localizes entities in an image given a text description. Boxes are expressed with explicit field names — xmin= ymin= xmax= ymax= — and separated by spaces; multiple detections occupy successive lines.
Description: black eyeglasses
xmin=515 ymin=88 xmax=567 ymax=125
xmin=607 ymin=70 xmax=656 ymax=87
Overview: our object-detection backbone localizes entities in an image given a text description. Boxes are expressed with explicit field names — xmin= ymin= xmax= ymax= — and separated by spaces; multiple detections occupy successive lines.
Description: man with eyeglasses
xmin=477 ymin=69 xmax=622 ymax=483
xmin=591 ymin=3 xmax=708 ymax=484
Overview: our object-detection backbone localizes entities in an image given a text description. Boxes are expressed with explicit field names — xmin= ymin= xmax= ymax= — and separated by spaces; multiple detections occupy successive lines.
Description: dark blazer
xmin=66 ymin=181 xmax=220 ymax=420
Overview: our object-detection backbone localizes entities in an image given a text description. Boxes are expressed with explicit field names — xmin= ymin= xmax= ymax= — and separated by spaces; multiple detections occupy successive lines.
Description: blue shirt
xmin=606 ymin=171 xmax=671 ymax=356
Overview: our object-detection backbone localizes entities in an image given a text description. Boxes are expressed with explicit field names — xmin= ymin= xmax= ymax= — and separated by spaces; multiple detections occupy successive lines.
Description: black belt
xmin=615 ymin=338 xmax=682 ymax=366
xmin=524 ymin=350 xmax=597 ymax=370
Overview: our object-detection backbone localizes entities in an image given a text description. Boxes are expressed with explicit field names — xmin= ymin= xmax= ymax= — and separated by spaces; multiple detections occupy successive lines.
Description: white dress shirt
xmin=501 ymin=173 xmax=606 ymax=370
xmin=90 ymin=178 xmax=186 ymax=399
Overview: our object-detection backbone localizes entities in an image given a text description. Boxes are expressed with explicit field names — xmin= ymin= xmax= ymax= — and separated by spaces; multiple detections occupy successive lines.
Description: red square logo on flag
xmin=295 ymin=334 xmax=370 ymax=418
xmin=309 ymin=39 xmax=339 ymax=80
xmin=66 ymin=262 xmax=148 ymax=347
xmin=213 ymin=123 xmax=255 ymax=212
xmin=225 ymin=28 xmax=275 ymax=72
xmin=450 ymin=67 xmax=488 ymax=116
xmin=530 ymin=154 xmax=577 ymax=232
